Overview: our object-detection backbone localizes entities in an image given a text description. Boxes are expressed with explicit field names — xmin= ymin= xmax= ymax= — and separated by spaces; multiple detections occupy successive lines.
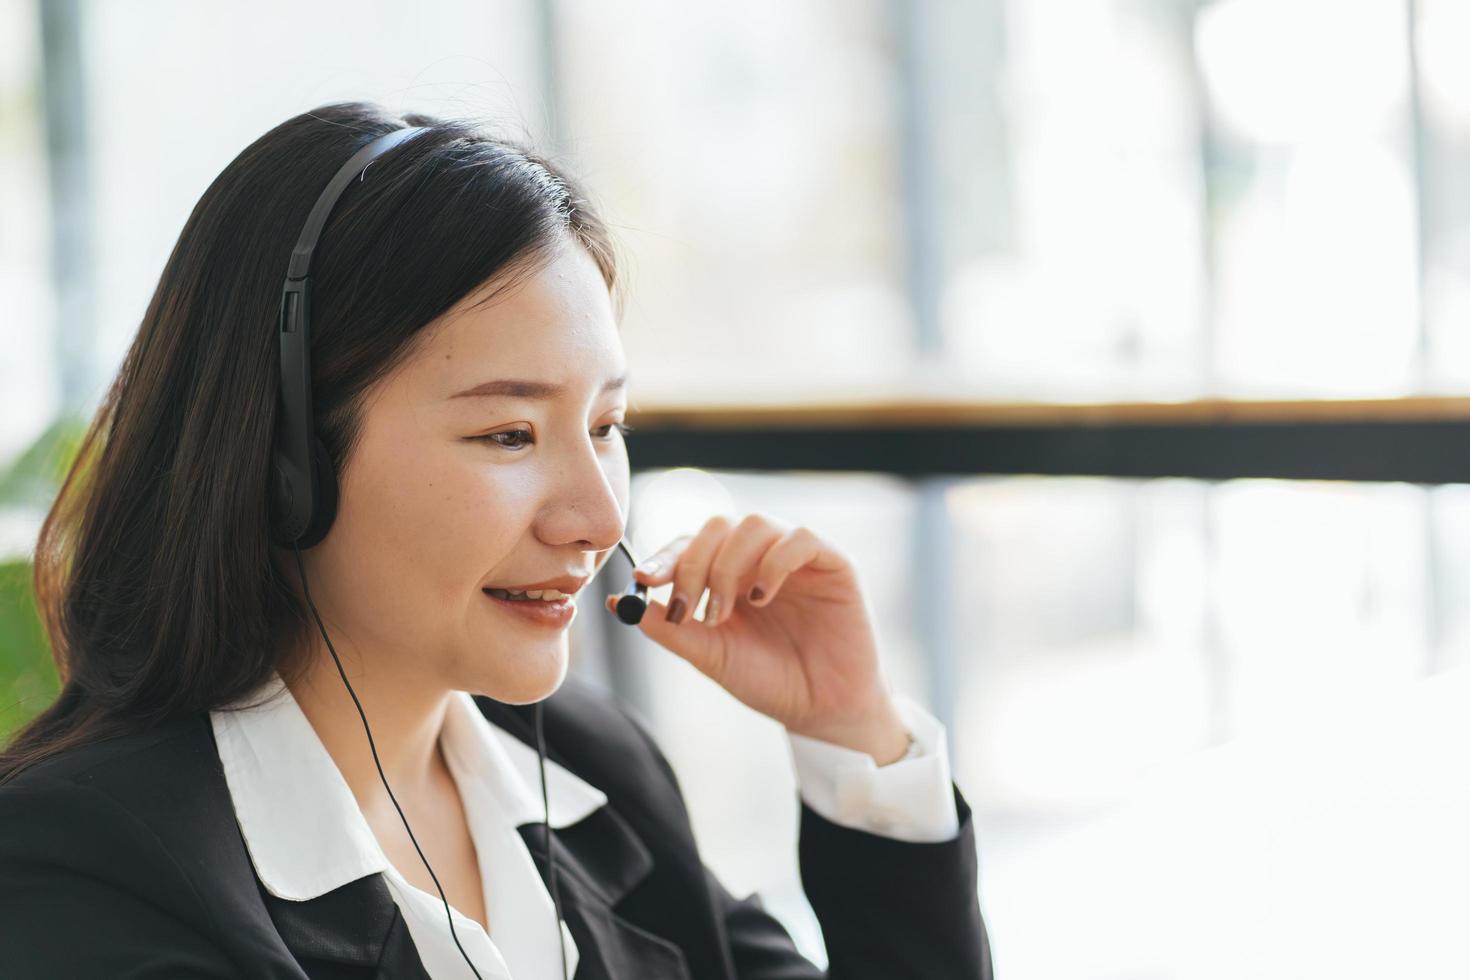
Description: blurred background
xmin=4 ymin=0 xmax=1470 ymax=976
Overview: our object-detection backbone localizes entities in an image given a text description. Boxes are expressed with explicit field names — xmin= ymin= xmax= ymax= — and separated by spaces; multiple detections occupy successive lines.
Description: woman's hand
xmin=604 ymin=513 xmax=913 ymax=764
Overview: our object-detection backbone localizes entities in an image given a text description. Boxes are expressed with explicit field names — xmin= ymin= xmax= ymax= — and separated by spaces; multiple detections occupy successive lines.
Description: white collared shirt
xmin=209 ymin=671 xmax=957 ymax=980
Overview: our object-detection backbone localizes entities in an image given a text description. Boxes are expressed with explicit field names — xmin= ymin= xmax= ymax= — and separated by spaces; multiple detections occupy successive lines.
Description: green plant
xmin=0 ymin=413 xmax=86 ymax=740
xmin=0 ymin=558 xmax=53 ymax=740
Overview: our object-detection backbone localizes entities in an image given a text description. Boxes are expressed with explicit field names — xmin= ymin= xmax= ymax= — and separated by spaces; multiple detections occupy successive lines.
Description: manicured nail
xmin=705 ymin=596 xmax=722 ymax=626
xmin=748 ymin=586 xmax=764 ymax=602
xmin=666 ymin=596 xmax=687 ymax=624
xmin=636 ymin=559 xmax=662 ymax=576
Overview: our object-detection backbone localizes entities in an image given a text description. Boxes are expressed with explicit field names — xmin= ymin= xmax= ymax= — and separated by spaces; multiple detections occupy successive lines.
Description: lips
xmin=482 ymin=586 xmax=577 ymax=628
xmin=483 ymin=575 xmax=590 ymax=594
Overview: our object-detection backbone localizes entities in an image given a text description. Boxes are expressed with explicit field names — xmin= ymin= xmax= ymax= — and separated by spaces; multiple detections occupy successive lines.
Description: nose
xmin=542 ymin=438 xmax=628 ymax=555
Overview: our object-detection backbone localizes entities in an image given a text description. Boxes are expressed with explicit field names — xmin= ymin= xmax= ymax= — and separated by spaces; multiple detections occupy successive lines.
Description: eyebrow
xmin=448 ymin=374 xmax=628 ymax=401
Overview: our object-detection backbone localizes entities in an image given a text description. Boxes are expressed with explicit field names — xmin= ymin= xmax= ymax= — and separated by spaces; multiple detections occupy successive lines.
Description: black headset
xmin=268 ymin=125 xmax=651 ymax=979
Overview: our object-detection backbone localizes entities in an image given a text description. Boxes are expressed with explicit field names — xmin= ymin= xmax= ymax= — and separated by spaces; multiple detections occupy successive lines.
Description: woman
xmin=0 ymin=101 xmax=991 ymax=978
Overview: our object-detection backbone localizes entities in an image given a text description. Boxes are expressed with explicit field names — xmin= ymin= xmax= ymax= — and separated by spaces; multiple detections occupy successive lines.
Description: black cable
xmin=292 ymin=540 xmax=503 ymax=980
xmin=536 ymin=698 xmax=570 ymax=980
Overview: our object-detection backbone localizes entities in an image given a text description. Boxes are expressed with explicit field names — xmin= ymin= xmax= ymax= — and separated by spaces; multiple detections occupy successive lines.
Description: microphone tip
xmin=614 ymin=593 xmax=646 ymax=625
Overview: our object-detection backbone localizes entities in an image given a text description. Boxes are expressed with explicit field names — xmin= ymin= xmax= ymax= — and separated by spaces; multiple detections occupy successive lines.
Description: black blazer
xmin=0 ymin=674 xmax=992 ymax=978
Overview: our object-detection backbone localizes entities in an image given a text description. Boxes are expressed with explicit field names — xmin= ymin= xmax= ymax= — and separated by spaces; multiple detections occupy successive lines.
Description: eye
xmin=470 ymin=428 xmax=533 ymax=450
xmin=596 ymin=422 xmax=635 ymax=441
xmin=469 ymin=422 xmax=633 ymax=451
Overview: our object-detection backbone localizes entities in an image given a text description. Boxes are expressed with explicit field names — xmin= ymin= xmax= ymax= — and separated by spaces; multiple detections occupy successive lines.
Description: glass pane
xmin=950 ymin=475 xmax=1468 ymax=977
xmin=1416 ymin=0 xmax=1470 ymax=390
xmin=0 ymin=0 xmax=56 ymax=474
xmin=81 ymin=0 xmax=544 ymax=396
xmin=553 ymin=0 xmax=909 ymax=404
xmin=1197 ymin=0 xmax=1419 ymax=396
xmin=932 ymin=0 xmax=1207 ymax=399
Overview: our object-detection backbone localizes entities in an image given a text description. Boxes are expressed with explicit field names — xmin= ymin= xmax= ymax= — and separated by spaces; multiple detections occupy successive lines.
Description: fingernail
xmin=637 ymin=559 xmax=662 ymax=576
xmin=705 ymin=596 xmax=722 ymax=625
xmin=666 ymin=596 xmax=687 ymax=624
xmin=748 ymin=586 xmax=764 ymax=602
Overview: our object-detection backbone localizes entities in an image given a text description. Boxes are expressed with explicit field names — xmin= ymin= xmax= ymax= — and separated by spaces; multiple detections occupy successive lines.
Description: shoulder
xmin=2 ymin=712 xmax=208 ymax=791
xmin=0 ymin=719 xmax=250 ymax=976
xmin=0 ymin=715 xmax=238 ymax=934
xmin=0 ymin=713 xmax=227 ymax=830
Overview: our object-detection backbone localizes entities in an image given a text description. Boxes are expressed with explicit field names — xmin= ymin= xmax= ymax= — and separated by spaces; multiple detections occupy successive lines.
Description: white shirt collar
xmin=208 ymin=668 xmax=608 ymax=903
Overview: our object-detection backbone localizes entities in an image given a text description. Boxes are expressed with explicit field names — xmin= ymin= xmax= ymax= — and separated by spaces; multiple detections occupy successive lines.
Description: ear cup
xmin=268 ymin=450 xmax=297 ymax=546
xmin=295 ymin=435 xmax=339 ymax=550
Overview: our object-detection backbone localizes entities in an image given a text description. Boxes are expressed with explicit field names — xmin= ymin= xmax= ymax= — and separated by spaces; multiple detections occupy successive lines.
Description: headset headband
xmin=272 ymin=126 xmax=427 ymax=546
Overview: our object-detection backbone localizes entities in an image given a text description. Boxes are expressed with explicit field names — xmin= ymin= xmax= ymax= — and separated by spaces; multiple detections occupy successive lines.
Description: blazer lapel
xmin=480 ymin=692 xmax=694 ymax=980
xmin=516 ymin=805 xmax=692 ymax=980
xmin=260 ymin=871 xmax=431 ymax=979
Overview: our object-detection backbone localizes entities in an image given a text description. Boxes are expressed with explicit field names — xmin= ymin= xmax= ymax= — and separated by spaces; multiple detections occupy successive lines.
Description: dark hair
xmin=0 ymin=100 xmax=623 ymax=785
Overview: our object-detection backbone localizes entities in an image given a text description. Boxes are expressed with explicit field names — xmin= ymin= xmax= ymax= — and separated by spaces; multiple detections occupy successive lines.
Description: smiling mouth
xmin=481 ymin=588 xmax=577 ymax=629
xmin=484 ymin=588 xmax=573 ymax=602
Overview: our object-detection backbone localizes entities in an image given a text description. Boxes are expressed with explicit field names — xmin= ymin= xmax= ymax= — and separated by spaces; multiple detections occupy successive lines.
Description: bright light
xmin=1196 ymin=0 xmax=1408 ymax=143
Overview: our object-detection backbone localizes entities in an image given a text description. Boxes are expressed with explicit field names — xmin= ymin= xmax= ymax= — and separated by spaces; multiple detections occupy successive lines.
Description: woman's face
xmin=295 ymin=241 xmax=631 ymax=704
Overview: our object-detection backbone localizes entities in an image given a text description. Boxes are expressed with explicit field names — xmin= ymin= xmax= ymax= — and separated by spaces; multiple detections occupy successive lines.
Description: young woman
xmin=0 ymin=101 xmax=991 ymax=978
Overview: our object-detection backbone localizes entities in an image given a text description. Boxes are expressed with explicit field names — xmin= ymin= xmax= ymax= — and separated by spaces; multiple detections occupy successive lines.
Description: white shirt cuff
xmin=785 ymin=691 xmax=960 ymax=843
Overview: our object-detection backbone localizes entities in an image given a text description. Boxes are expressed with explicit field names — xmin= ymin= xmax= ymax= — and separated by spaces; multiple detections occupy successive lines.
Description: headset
xmin=269 ymin=126 xmax=651 ymax=979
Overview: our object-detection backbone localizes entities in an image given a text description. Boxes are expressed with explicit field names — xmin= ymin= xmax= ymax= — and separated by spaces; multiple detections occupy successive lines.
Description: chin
xmin=469 ymin=657 xmax=567 ymax=706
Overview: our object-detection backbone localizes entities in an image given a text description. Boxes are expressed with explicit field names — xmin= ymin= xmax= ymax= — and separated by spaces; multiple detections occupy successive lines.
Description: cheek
xmin=339 ymin=432 xmax=561 ymax=590
xmin=371 ymin=451 xmax=537 ymax=570
xmin=339 ymin=444 xmax=491 ymax=557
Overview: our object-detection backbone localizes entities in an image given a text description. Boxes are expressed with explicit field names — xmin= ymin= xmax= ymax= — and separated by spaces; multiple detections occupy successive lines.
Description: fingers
xmin=660 ymin=515 xmax=732 ymax=625
xmin=746 ymin=525 xmax=823 ymax=609
xmin=622 ymin=513 xmax=828 ymax=627
xmin=702 ymin=515 xmax=788 ymax=626
xmin=630 ymin=534 xmax=695 ymax=587
xmin=650 ymin=513 xmax=789 ymax=626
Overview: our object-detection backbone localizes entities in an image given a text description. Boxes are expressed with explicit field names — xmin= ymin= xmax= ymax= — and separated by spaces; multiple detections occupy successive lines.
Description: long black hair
xmin=1 ymin=100 xmax=623 ymax=785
